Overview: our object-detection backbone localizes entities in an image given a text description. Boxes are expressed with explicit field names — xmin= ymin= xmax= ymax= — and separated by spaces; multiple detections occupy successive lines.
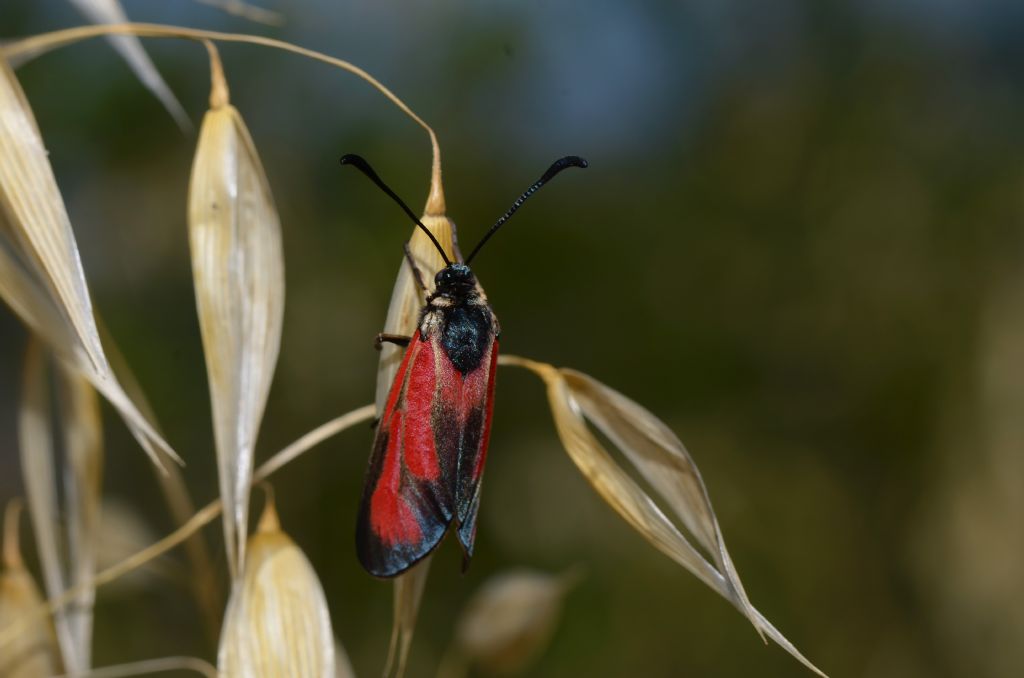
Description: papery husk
xmin=188 ymin=47 xmax=284 ymax=579
xmin=218 ymin=498 xmax=335 ymax=678
xmin=373 ymin=167 xmax=452 ymax=678
xmin=499 ymin=355 xmax=827 ymax=677
xmin=0 ymin=58 xmax=179 ymax=469
xmin=19 ymin=340 xmax=104 ymax=673
xmin=66 ymin=0 xmax=190 ymax=130
xmin=451 ymin=568 xmax=579 ymax=676
xmin=0 ymin=500 xmax=60 ymax=678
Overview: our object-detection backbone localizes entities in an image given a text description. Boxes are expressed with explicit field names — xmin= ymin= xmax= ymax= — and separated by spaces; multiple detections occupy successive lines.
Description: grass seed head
xmin=188 ymin=45 xmax=285 ymax=579
xmin=218 ymin=496 xmax=335 ymax=678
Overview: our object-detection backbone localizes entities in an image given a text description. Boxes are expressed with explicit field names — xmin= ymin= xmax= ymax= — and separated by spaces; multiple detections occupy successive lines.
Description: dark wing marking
xmin=356 ymin=331 xmax=454 ymax=577
xmin=430 ymin=338 xmax=498 ymax=563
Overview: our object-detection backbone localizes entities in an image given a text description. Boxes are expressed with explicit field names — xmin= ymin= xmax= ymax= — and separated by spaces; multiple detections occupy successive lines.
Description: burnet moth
xmin=340 ymin=154 xmax=588 ymax=577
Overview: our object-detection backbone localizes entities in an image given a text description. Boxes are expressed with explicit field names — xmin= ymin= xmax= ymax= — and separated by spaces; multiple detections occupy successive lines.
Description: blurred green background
xmin=3 ymin=1 xmax=1024 ymax=676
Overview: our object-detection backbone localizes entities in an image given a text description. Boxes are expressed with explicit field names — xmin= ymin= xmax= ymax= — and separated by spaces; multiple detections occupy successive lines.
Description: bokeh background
xmin=3 ymin=1 xmax=1024 ymax=676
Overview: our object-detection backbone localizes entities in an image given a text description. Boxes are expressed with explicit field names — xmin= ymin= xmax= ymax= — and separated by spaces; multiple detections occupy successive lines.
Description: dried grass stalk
xmin=0 ymin=59 xmax=178 ymax=468
xmin=444 ymin=568 xmax=580 ymax=677
xmin=19 ymin=339 xmax=104 ymax=673
xmin=1 ymin=500 xmax=60 ymax=678
xmin=66 ymin=0 xmax=190 ymax=129
xmin=218 ymin=497 xmax=335 ymax=678
xmin=374 ymin=168 xmax=451 ymax=678
xmin=188 ymin=45 xmax=285 ymax=578
xmin=500 ymin=355 xmax=827 ymax=677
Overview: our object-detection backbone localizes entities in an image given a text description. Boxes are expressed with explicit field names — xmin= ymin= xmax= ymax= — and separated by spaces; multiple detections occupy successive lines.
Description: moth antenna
xmin=465 ymin=155 xmax=588 ymax=265
xmin=340 ymin=154 xmax=452 ymax=266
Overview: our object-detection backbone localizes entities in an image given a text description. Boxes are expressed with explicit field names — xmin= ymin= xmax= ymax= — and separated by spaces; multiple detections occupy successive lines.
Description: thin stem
xmin=0 ymin=23 xmax=441 ymax=194
xmin=2 ymin=498 xmax=24 ymax=569
xmin=49 ymin=656 xmax=218 ymax=678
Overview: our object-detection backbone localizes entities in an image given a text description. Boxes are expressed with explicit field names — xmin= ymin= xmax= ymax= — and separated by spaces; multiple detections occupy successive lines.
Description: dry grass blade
xmin=0 ymin=59 xmax=179 ymax=468
xmin=50 ymin=656 xmax=218 ymax=677
xmin=441 ymin=567 xmax=580 ymax=678
xmin=188 ymin=44 xmax=285 ymax=578
xmin=66 ymin=0 xmax=190 ymax=130
xmin=0 ymin=404 xmax=375 ymax=657
xmin=499 ymin=355 xmax=827 ymax=677
xmin=218 ymin=496 xmax=335 ymax=678
xmin=194 ymin=0 xmax=285 ymax=26
xmin=56 ymin=360 xmax=103 ymax=670
xmin=0 ymin=499 xmax=60 ymax=678
xmin=19 ymin=339 xmax=79 ymax=673
xmin=384 ymin=559 xmax=430 ymax=678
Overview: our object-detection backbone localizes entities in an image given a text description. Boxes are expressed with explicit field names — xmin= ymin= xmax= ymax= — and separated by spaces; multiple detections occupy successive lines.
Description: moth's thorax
xmin=420 ymin=264 xmax=498 ymax=374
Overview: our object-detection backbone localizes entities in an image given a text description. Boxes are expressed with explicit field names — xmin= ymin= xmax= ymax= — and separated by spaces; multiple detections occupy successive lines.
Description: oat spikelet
xmin=218 ymin=496 xmax=335 ymax=678
xmin=499 ymin=355 xmax=827 ymax=677
xmin=0 ymin=58 xmax=178 ymax=468
xmin=188 ymin=43 xmax=285 ymax=579
xmin=443 ymin=568 xmax=580 ymax=677
xmin=0 ymin=499 xmax=60 ymax=678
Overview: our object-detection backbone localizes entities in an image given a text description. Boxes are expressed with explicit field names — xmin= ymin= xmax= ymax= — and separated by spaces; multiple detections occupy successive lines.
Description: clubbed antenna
xmin=465 ymin=156 xmax=588 ymax=265
xmin=340 ymin=154 xmax=451 ymax=266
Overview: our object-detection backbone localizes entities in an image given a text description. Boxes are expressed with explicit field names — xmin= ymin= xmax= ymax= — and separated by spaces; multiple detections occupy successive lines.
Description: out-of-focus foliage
xmin=2 ymin=2 xmax=1023 ymax=677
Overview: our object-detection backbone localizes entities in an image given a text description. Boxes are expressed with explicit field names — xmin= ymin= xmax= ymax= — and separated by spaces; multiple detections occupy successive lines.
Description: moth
xmin=340 ymin=154 xmax=587 ymax=577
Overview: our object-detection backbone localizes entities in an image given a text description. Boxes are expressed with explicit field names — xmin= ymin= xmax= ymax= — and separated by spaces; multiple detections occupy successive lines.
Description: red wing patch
xmin=430 ymin=339 xmax=498 ymax=560
xmin=356 ymin=331 xmax=454 ymax=577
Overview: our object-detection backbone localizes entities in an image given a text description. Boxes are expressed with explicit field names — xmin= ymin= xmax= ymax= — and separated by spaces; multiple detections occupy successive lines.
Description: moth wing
xmin=448 ymin=338 xmax=499 ymax=560
xmin=356 ymin=332 xmax=454 ymax=577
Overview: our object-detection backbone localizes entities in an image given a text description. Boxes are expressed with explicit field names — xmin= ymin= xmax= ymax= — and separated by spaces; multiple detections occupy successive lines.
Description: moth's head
xmin=435 ymin=263 xmax=476 ymax=292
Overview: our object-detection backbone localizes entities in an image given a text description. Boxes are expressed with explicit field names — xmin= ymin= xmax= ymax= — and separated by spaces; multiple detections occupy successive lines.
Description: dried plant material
xmin=50 ymin=656 xmax=218 ymax=677
xmin=1 ymin=499 xmax=60 ymax=678
xmin=19 ymin=339 xmax=78 ymax=673
xmin=194 ymin=0 xmax=285 ymax=26
xmin=218 ymin=497 xmax=335 ymax=678
xmin=0 ymin=59 xmax=179 ymax=469
xmin=334 ymin=639 xmax=357 ymax=678
xmin=444 ymin=568 xmax=580 ymax=677
xmin=19 ymin=339 xmax=104 ymax=673
xmin=384 ymin=559 xmax=430 ymax=678
xmin=188 ymin=45 xmax=285 ymax=578
xmin=66 ymin=0 xmax=190 ymax=130
xmin=499 ymin=355 xmax=827 ymax=677
xmin=94 ymin=500 xmax=165 ymax=591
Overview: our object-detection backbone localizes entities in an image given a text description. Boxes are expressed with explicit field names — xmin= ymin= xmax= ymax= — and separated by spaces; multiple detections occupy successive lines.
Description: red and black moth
xmin=340 ymin=154 xmax=588 ymax=577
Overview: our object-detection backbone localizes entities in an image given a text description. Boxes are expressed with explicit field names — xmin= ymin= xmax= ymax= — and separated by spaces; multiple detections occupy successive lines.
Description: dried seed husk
xmin=19 ymin=339 xmax=104 ymax=673
xmin=0 ymin=500 xmax=60 ymax=678
xmin=188 ymin=50 xmax=284 ymax=579
xmin=0 ymin=58 xmax=178 ymax=468
xmin=218 ymin=499 xmax=335 ymax=678
xmin=499 ymin=356 xmax=827 ymax=677
xmin=66 ymin=0 xmax=190 ymax=130
xmin=452 ymin=568 xmax=579 ymax=675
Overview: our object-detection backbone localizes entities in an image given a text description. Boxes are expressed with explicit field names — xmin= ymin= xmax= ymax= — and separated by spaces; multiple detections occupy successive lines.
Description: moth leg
xmin=375 ymin=333 xmax=412 ymax=350
xmin=404 ymin=243 xmax=428 ymax=292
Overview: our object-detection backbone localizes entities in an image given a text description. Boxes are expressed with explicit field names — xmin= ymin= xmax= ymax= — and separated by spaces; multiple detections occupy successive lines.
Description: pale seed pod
xmin=452 ymin=568 xmax=580 ymax=675
xmin=498 ymin=355 xmax=828 ymax=677
xmin=218 ymin=497 xmax=335 ymax=678
xmin=187 ymin=44 xmax=285 ymax=579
